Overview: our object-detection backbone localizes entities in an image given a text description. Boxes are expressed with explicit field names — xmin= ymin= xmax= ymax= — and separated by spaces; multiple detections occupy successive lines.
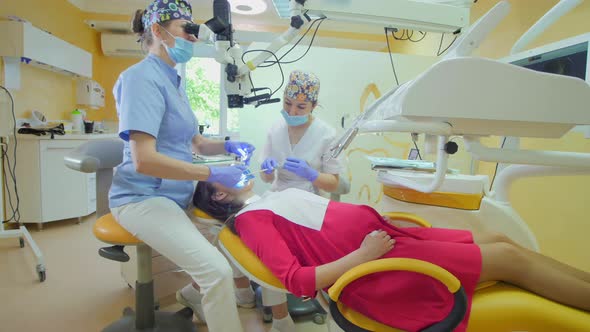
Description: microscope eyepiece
xmin=183 ymin=22 xmax=201 ymax=36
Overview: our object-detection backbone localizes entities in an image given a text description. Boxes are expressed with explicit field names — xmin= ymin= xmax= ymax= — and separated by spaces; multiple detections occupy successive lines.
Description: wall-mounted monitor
xmin=502 ymin=33 xmax=590 ymax=138
xmin=502 ymin=32 xmax=590 ymax=83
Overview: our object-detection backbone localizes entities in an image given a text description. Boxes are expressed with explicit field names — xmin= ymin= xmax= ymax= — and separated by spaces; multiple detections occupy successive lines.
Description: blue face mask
xmin=162 ymin=28 xmax=194 ymax=64
xmin=281 ymin=109 xmax=309 ymax=127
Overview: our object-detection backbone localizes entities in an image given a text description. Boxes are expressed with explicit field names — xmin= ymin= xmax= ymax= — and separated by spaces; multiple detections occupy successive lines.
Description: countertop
xmin=16 ymin=132 xmax=120 ymax=140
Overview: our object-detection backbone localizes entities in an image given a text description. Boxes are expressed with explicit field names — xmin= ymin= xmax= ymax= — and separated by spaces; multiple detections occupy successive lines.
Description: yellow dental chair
xmin=194 ymin=208 xmax=590 ymax=332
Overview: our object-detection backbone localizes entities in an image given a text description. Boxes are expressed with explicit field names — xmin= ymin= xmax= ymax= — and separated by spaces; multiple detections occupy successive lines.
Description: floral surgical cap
xmin=142 ymin=0 xmax=193 ymax=28
xmin=284 ymin=70 xmax=320 ymax=103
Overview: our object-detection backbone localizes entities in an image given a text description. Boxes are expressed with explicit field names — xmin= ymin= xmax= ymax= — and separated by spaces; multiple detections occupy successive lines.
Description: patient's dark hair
xmin=193 ymin=181 xmax=244 ymax=232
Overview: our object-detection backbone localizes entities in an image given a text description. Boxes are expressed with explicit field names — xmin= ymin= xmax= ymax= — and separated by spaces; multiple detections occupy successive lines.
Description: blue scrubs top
xmin=109 ymin=54 xmax=198 ymax=209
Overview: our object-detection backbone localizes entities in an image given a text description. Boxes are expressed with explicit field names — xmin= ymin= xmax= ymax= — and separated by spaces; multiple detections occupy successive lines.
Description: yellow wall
xmin=0 ymin=0 xmax=138 ymax=122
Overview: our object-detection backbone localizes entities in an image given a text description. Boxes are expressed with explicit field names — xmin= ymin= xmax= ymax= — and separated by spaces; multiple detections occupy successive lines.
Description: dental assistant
xmin=108 ymin=1 xmax=251 ymax=331
xmin=260 ymin=70 xmax=344 ymax=195
xmin=257 ymin=70 xmax=345 ymax=331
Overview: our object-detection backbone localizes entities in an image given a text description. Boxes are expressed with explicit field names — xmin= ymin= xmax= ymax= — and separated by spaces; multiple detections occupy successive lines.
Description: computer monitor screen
xmin=509 ymin=42 xmax=588 ymax=80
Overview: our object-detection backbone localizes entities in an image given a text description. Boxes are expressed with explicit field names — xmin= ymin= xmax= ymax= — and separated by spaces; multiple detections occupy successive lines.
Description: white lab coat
xmin=260 ymin=117 xmax=344 ymax=195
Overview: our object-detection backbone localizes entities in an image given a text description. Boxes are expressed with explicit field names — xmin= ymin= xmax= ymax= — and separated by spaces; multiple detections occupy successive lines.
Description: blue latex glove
xmin=207 ymin=165 xmax=248 ymax=188
xmin=260 ymin=157 xmax=279 ymax=174
xmin=283 ymin=157 xmax=319 ymax=182
xmin=224 ymin=141 xmax=256 ymax=165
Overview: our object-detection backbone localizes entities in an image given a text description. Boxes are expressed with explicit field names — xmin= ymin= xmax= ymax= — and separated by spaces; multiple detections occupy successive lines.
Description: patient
xmin=193 ymin=180 xmax=590 ymax=332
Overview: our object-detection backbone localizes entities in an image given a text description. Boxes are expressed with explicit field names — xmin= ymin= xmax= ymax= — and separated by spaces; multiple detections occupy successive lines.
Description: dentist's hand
xmin=224 ymin=141 xmax=256 ymax=165
xmin=260 ymin=157 xmax=279 ymax=174
xmin=207 ymin=165 xmax=248 ymax=188
xmin=283 ymin=157 xmax=319 ymax=182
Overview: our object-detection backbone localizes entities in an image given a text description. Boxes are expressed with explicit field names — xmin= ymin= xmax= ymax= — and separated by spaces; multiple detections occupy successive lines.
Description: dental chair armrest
xmin=382 ymin=212 xmax=432 ymax=228
xmin=328 ymin=258 xmax=467 ymax=332
xmin=64 ymin=138 xmax=124 ymax=173
xmin=64 ymin=153 xmax=99 ymax=173
xmin=328 ymin=258 xmax=460 ymax=302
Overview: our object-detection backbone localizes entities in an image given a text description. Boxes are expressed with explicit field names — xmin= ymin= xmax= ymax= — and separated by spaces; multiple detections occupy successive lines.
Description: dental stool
xmin=65 ymin=139 xmax=195 ymax=332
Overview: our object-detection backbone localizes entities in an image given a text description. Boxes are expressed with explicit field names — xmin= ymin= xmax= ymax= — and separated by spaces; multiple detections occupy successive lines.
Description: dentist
xmin=109 ymin=1 xmax=252 ymax=331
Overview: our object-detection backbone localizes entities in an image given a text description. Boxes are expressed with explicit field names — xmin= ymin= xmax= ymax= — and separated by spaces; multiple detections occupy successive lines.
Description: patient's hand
xmin=359 ymin=230 xmax=395 ymax=261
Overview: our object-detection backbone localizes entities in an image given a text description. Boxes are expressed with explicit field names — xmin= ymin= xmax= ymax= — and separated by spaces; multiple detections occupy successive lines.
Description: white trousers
xmin=111 ymin=197 xmax=244 ymax=332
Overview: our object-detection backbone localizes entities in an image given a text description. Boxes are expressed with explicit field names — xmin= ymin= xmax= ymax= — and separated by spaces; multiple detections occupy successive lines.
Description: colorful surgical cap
xmin=142 ymin=0 xmax=193 ymax=28
xmin=284 ymin=70 xmax=320 ymax=103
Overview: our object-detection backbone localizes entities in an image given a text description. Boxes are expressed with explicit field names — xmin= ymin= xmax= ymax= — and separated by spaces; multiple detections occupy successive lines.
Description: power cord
xmin=410 ymin=133 xmax=423 ymax=160
xmin=437 ymin=33 xmax=459 ymax=56
xmin=488 ymin=137 xmax=507 ymax=191
xmin=241 ymin=16 xmax=325 ymax=100
xmin=256 ymin=16 xmax=326 ymax=68
xmin=384 ymin=28 xmax=400 ymax=86
xmin=241 ymin=49 xmax=285 ymax=98
xmin=1 ymin=85 xmax=20 ymax=224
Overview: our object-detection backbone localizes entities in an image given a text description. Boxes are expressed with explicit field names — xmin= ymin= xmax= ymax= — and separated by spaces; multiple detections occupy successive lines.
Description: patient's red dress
xmin=234 ymin=201 xmax=481 ymax=332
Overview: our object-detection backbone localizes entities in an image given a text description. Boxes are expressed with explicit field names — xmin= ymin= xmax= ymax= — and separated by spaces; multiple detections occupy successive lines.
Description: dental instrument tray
xmin=367 ymin=156 xmax=458 ymax=174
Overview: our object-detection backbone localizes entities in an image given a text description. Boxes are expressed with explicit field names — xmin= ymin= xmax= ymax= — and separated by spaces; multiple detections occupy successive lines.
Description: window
xmin=183 ymin=57 xmax=240 ymax=137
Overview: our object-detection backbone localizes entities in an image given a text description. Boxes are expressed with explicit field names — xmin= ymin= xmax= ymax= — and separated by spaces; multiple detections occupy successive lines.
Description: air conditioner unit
xmin=101 ymin=33 xmax=144 ymax=57
xmin=271 ymin=0 xmax=471 ymax=33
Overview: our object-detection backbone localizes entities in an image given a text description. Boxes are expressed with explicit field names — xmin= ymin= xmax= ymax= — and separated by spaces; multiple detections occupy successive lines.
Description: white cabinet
xmin=3 ymin=136 xmax=106 ymax=228
xmin=0 ymin=21 xmax=92 ymax=78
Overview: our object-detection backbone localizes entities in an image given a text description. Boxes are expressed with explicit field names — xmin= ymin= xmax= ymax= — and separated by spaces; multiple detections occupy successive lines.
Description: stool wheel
xmin=313 ymin=313 xmax=325 ymax=325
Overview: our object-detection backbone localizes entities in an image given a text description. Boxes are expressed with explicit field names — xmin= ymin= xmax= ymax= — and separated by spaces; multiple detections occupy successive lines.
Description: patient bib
xmin=236 ymin=188 xmax=329 ymax=230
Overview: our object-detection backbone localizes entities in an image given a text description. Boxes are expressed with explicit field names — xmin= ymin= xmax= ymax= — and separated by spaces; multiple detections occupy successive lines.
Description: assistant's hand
xmin=359 ymin=230 xmax=395 ymax=261
xmin=224 ymin=141 xmax=255 ymax=165
xmin=260 ymin=157 xmax=279 ymax=174
xmin=207 ymin=165 xmax=248 ymax=188
xmin=283 ymin=157 xmax=319 ymax=182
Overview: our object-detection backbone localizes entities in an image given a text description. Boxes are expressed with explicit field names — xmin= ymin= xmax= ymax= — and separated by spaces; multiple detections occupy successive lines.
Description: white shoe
xmin=176 ymin=287 xmax=207 ymax=324
xmin=235 ymin=287 xmax=256 ymax=309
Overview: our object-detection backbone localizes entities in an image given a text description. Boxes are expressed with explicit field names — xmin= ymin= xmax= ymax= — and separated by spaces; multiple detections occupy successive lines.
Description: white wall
xmin=239 ymin=44 xmax=440 ymax=206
